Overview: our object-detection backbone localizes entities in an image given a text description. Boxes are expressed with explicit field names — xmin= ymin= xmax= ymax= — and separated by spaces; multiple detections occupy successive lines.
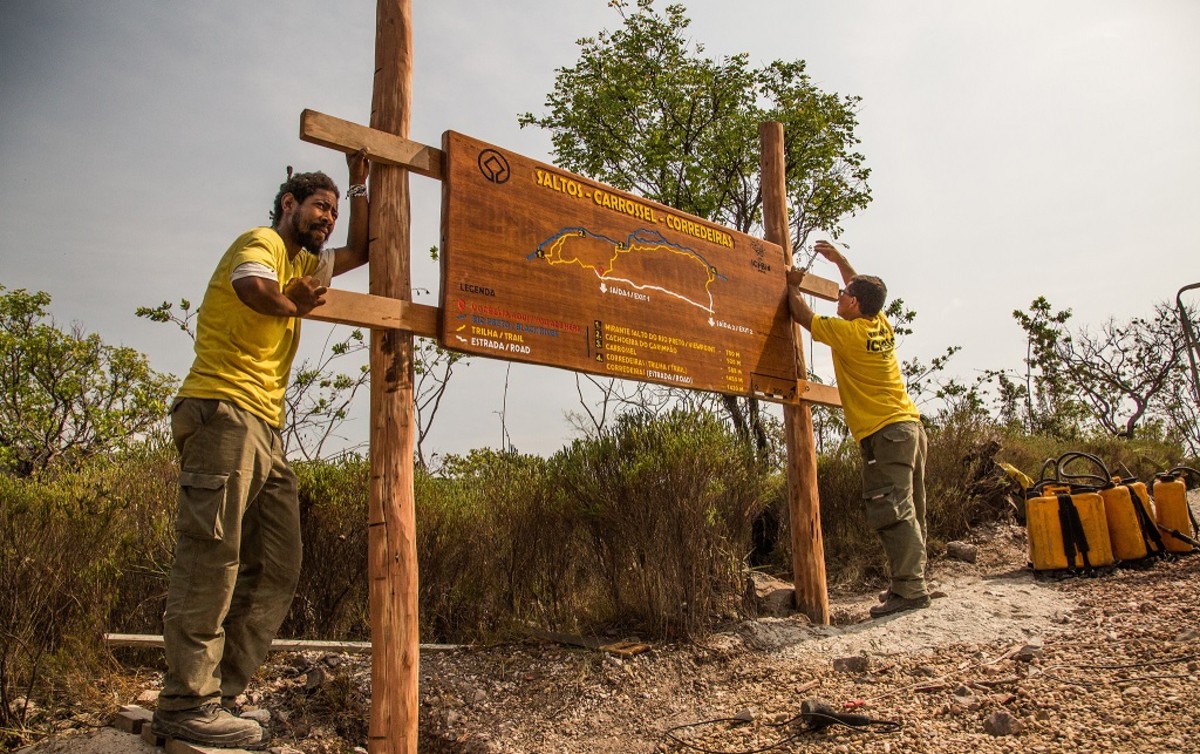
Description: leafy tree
xmin=0 ymin=286 xmax=176 ymax=476
xmin=519 ymin=0 xmax=872 ymax=453
xmin=1009 ymin=296 xmax=1085 ymax=439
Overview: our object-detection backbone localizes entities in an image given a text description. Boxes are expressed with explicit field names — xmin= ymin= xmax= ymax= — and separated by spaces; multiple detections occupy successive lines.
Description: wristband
xmin=345 ymin=184 xmax=367 ymax=199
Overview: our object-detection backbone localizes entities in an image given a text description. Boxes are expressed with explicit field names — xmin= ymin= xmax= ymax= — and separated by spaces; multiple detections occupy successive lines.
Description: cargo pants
xmin=159 ymin=397 xmax=302 ymax=712
xmin=859 ymin=420 xmax=929 ymax=600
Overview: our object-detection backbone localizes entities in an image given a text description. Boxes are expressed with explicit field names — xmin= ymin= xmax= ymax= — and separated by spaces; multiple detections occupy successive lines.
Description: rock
xmin=745 ymin=572 xmax=795 ymax=617
xmin=832 ymin=655 xmax=869 ymax=674
xmin=946 ymin=541 xmax=978 ymax=563
xmin=1014 ymin=638 xmax=1044 ymax=662
xmin=913 ymin=665 xmax=938 ymax=678
xmin=1173 ymin=628 xmax=1200 ymax=643
xmin=136 ymin=689 xmax=160 ymax=704
xmin=304 ymin=665 xmax=327 ymax=690
xmin=241 ymin=708 xmax=272 ymax=724
xmin=732 ymin=707 xmax=755 ymax=722
xmin=984 ymin=709 xmax=1022 ymax=736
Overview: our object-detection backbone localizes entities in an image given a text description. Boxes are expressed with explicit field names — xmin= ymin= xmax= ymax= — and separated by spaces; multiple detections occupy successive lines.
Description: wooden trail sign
xmin=439 ymin=131 xmax=806 ymax=403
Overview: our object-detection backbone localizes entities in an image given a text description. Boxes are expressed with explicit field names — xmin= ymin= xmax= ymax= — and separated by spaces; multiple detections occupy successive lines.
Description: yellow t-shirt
xmin=178 ymin=227 xmax=329 ymax=428
xmin=810 ymin=313 xmax=920 ymax=443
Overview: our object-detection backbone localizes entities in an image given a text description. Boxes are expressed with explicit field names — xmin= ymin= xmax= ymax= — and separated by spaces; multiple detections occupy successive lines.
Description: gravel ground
xmin=17 ymin=511 xmax=1200 ymax=754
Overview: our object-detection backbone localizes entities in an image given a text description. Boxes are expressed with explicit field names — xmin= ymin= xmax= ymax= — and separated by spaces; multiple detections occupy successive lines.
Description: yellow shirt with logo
xmin=810 ymin=313 xmax=920 ymax=443
xmin=178 ymin=227 xmax=330 ymax=428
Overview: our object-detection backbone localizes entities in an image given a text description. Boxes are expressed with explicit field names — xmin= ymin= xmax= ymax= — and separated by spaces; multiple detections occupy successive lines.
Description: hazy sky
xmin=2 ymin=1 xmax=1198 ymax=461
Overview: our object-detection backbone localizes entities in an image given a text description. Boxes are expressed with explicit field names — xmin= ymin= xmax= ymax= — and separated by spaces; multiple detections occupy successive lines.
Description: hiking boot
xmin=869 ymin=593 xmax=932 ymax=618
xmin=152 ymin=703 xmax=269 ymax=749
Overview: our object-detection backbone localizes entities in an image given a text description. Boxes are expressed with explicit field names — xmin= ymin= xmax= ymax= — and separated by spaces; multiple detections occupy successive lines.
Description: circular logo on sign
xmin=477 ymin=149 xmax=511 ymax=184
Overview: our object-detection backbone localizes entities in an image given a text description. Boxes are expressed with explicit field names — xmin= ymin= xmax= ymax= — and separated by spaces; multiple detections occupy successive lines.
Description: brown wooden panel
xmin=439 ymin=131 xmax=803 ymax=402
xmin=305 ymin=289 xmax=438 ymax=336
xmin=299 ymin=109 xmax=444 ymax=181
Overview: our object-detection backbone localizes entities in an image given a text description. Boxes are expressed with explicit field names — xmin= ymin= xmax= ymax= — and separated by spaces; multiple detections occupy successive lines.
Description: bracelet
xmin=345 ymin=184 xmax=367 ymax=199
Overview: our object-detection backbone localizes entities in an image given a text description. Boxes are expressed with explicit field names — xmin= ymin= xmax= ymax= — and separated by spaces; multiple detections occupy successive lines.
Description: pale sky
xmin=2 ymin=1 xmax=1198 ymax=461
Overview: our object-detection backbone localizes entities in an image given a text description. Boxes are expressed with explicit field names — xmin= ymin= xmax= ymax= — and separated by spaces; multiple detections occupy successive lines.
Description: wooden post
xmin=368 ymin=0 xmax=419 ymax=752
xmin=760 ymin=121 xmax=830 ymax=625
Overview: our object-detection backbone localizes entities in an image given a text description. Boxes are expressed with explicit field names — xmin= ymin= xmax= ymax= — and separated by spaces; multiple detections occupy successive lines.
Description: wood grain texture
xmin=367 ymin=1 xmax=419 ymax=752
xmin=300 ymin=109 xmax=444 ymax=181
xmin=306 ymin=289 xmax=438 ymax=336
xmin=761 ymin=121 xmax=830 ymax=625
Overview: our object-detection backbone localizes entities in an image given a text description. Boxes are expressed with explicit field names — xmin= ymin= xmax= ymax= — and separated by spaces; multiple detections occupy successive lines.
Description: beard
xmin=291 ymin=212 xmax=329 ymax=252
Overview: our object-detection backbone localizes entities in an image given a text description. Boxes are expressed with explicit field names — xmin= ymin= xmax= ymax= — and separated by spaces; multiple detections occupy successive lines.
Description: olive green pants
xmin=859 ymin=420 xmax=929 ymax=600
xmin=159 ymin=398 xmax=301 ymax=712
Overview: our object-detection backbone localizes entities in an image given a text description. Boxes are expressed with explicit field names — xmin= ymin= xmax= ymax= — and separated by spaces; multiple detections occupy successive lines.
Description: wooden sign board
xmin=439 ymin=131 xmax=799 ymax=402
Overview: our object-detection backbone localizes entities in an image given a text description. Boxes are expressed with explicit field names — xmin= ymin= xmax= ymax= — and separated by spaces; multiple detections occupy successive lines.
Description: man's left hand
xmin=347 ymin=148 xmax=369 ymax=186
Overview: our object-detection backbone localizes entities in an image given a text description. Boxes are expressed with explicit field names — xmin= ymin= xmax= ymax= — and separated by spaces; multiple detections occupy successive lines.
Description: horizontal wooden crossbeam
xmin=299 ymin=109 xmax=444 ymax=181
xmin=305 ymin=289 xmax=439 ymax=337
xmin=797 ymin=380 xmax=841 ymax=407
xmin=795 ymin=272 xmax=839 ymax=301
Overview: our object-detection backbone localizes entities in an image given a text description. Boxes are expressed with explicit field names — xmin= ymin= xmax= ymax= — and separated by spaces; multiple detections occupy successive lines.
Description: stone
xmin=946 ymin=541 xmax=978 ymax=563
xmin=984 ymin=709 xmax=1022 ymax=736
xmin=745 ymin=572 xmax=795 ymax=617
xmin=832 ymin=655 xmax=869 ymax=674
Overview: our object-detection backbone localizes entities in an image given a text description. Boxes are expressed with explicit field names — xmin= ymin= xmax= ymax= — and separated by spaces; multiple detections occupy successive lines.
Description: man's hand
xmin=786 ymin=268 xmax=806 ymax=288
xmin=284 ymin=276 xmax=328 ymax=316
xmin=813 ymin=240 xmax=841 ymax=261
xmin=813 ymin=239 xmax=857 ymax=282
xmin=347 ymin=148 xmax=369 ymax=186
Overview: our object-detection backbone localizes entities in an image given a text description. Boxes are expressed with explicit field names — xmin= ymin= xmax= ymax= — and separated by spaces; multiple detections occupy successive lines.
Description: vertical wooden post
xmin=760 ymin=121 xmax=830 ymax=625
xmin=368 ymin=1 xmax=419 ymax=752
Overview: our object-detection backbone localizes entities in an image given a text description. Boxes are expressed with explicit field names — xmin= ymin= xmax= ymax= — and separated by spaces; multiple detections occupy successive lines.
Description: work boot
xmin=152 ymin=702 xmax=270 ymax=749
xmin=869 ymin=593 xmax=931 ymax=618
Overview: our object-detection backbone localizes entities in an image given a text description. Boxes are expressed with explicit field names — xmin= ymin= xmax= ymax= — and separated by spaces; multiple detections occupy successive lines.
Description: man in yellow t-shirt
xmin=153 ymin=152 xmax=369 ymax=749
xmin=786 ymin=240 xmax=930 ymax=619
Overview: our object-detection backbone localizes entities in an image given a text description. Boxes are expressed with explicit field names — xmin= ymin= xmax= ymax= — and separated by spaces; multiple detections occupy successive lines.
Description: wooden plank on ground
xmin=103 ymin=633 xmax=459 ymax=654
xmin=300 ymin=109 xmax=444 ymax=181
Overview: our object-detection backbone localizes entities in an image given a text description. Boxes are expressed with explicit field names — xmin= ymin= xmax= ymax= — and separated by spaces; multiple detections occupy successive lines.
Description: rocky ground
xmin=17 ymin=510 xmax=1200 ymax=754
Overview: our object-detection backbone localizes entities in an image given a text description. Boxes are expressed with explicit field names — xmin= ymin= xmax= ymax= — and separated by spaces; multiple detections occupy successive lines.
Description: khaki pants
xmin=159 ymin=398 xmax=301 ymax=711
xmin=859 ymin=420 xmax=928 ymax=600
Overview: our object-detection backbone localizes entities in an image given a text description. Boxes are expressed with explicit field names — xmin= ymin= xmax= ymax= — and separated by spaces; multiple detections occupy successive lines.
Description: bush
xmin=552 ymin=410 xmax=770 ymax=637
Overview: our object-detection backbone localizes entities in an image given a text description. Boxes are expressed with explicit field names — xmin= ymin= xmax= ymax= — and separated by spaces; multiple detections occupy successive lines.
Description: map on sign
xmin=533 ymin=228 xmax=723 ymax=315
xmin=439 ymin=130 xmax=800 ymax=402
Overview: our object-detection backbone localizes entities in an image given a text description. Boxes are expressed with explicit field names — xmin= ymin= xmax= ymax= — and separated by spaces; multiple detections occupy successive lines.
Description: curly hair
xmin=269 ymin=171 xmax=340 ymax=225
xmin=847 ymin=275 xmax=887 ymax=317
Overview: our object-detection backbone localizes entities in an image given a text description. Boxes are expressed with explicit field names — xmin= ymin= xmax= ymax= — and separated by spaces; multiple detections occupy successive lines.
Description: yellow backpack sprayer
xmin=1151 ymin=466 xmax=1200 ymax=553
xmin=1025 ymin=453 xmax=1115 ymax=573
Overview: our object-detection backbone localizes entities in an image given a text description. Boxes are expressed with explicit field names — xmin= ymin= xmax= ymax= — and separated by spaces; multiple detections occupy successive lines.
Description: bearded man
xmin=153 ymin=152 xmax=368 ymax=748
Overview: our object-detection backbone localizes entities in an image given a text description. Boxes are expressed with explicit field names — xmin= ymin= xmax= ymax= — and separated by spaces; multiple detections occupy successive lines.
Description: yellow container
xmin=1027 ymin=486 xmax=1115 ymax=571
xmin=1100 ymin=481 xmax=1163 ymax=561
xmin=1101 ymin=484 xmax=1150 ymax=561
xmin=1152 ymin=473 xmax=1196 ymax=553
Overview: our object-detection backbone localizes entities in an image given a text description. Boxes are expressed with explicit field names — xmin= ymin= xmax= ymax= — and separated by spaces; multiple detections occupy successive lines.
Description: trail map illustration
xmin=439 ymin=130 xmax=799 ymax=402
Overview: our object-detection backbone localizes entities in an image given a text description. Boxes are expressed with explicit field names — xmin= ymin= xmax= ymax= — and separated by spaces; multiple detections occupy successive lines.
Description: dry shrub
xmin=552 ymin=410 xmax=770 ymax=638
xmin=285 ymin=456 xmax=372 ymax=640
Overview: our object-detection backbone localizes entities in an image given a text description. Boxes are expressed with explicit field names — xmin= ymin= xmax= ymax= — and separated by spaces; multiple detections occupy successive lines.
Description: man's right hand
xmin=284 ymin=276 xmax=328 ymax=316
xmin=813 ymin=240 xmax=841 ymax=260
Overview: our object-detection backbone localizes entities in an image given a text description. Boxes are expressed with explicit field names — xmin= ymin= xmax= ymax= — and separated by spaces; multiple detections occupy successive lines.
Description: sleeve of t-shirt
xmin=810 ymin=314 xmax=857 ymax=352
xmin=230 ymin=234 xmax=280 ymax=274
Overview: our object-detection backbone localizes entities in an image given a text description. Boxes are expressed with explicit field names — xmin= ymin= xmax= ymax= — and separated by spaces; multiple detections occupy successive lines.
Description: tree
xmin=519 ymin=0 xmax=872 ymax=453
xmin=1009 ymin=296 xmax=1085 ymax=438
xmin=0 ymin=286 xmax=176 ymax=476
xmin=1052 ymin=303 xmax=1185 ymax=439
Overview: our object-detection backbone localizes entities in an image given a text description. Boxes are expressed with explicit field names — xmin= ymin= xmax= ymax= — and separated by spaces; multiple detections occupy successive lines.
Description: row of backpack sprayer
xmin=1024 ymin=452 xmax=1200 ymax=574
